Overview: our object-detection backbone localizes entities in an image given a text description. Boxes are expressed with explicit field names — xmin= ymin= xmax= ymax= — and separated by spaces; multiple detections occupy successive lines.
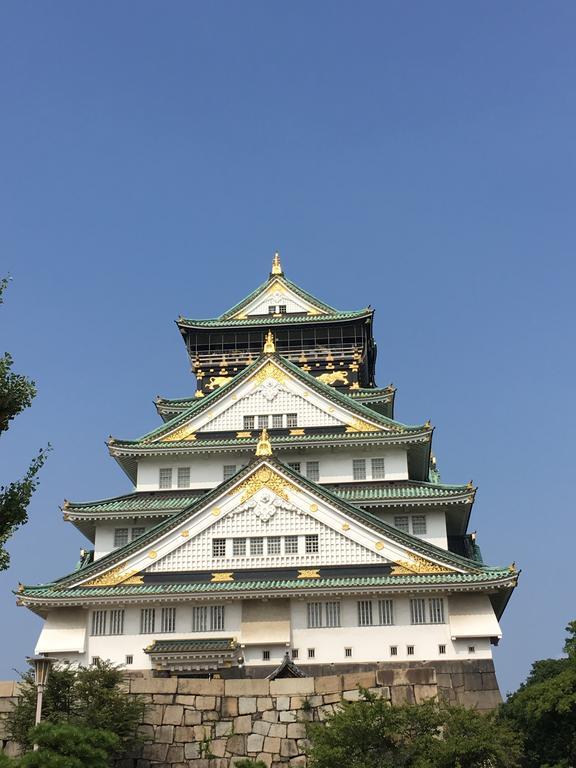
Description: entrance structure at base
xmin=19 ymin=254 xmax=517 ymax=684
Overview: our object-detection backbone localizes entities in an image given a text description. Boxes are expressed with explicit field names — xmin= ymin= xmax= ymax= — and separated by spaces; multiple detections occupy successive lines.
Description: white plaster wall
xmin=244 ymin=288 xmax=312 ymax=316
xmin=94 ymin=518 xmax=156 ymax=561
xmin=136 ymin=455 xmax=252 ymax=492
xmin=374 ymin=510 xmax=448 ymax=549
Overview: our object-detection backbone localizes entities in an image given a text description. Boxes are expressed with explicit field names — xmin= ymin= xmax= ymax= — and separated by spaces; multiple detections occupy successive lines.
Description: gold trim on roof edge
xmin=390 ymin=554 xmax=453 ymax=575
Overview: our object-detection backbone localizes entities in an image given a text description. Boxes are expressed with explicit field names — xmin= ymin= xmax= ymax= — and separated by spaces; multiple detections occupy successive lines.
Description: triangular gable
xmin=73 ymin=459 xmax=475 ymax=589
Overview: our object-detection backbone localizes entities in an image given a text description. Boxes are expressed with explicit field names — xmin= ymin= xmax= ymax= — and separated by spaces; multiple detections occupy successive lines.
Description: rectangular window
xmin=262 ymin=650 xmax=270 ymax=661
xmin=159 ymin=468 xmax=172 ymax=489
xmin=192 ymin=606 xmax=207 ymax=632
xmin=268 ymin=305 xmax=276 ymax=315
xmin=267 ymin=536 xmax=281 ymax=555
xmin=210 ymin=605 xmax=225 ymax=631
xmin=371 ymin=458 xmax=386 ymax=479
xmin=286 ymin=413 xmax=298 ymax=428
xmin=161 ymin=607 xmax=176 ymax=633
xmin=307 ymin=602 xmax=323 ymax=628
xmin=213 ymin=538 xmax=226 ymax=558
xmin=412 ymin=515 xmax=427 ymax=535
xmin=410 ymin=598 xmax=427 ymax=625
xmin=272 ymin=414 xmax=284 ymax=429
xmin=140 ymin=608 xmax=156 ymax=634
xmin=390 ymin=645 xmax=398 ymax=656
xmin=250 ymin=537 xmax=264 ymax=556
xmin=287 ymin=462 xmax=301 ymax=473
xmin=353 ymin=459 xmax=366 ymax=480
xmin=278 ymin=305 xmax=287 ymax=314
xmin=109 ymin=609 xmax=124 ymax=635
xmin=233 ymin=538 xmax=246 ymax=557
xmin=344 ymin=647 xmax=352 ymax=658
xmin=407 ymin=645 xmax=415 ymax=656
xmin=307 ymin=648 xmax=315 ymax=659
xmin=357 ymin=600 xmax=373 ymax=626
xmin=125 ymin=655 xmax=133 ymax=665
xmin=439 ymin=645 xmax=446 ymax=655
xmin=394 ymin=515 xmax=410 ymax=533
xmin=177 ymin=467 xmax=191 ymax=488
xmin=113 ymin=528 xmax=129 ymax=548
xmin=325 ymin=602 xmax=341 ymax=628
xmin=131 ymin=527 xmax=145 ymax=540
xmin=468 ymin=646 xmax=476 ymax=654
xmin=243 ymin=415 xmax=255 ymax=430
xmin=91 ymin=657 xmax=101 ymax=665
xmin=305 ymin=461 xmax=320 ymax=481
xmin=285 ymin=535 xmax=298 ymax=554
xmin=428 ymin=598 xmax=445 ymax=624
xmin=378 ymin=599 xmax=394 ymax=626
xmin=257 ymin=415 xmax=269 ymax=429
xmin=291 ymin=649 xmax=299 ymax=660
xmin=305 ymin=534 xmax=319 ymax=553
xmin=91 ymin=610 xmax=107 ymax=636
xmin=223 ymin=465 xmax=237 ymax=481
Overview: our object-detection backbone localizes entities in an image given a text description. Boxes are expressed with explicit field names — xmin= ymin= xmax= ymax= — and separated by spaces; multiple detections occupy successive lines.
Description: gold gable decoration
xmin=390 ymin=554 xmax=453 ymax=575
xmin=251 ymin=361 xmax=287 ymax=386
xmin=345 ymin=418 xmax=380 ymax=433
xmin=235 ymin=465 xmax=297 ymax=503
xmin=82 ymin=565 xmax=144 ymax=587
xmin=159 ymin=424 xmax=197 ymax=442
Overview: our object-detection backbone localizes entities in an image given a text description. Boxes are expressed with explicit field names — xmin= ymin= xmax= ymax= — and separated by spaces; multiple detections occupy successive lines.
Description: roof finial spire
xmin=255 ymin=428 xmax=272 ymax=456
xmin=264 ymin=330 xmax=276 ymax=353
xmin=271 ymin=251 xmax=283 ymax=275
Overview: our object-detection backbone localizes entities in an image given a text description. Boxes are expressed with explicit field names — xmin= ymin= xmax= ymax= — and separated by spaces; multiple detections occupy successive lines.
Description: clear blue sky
xmin=1 ymin=2 xmax=574 ymax=693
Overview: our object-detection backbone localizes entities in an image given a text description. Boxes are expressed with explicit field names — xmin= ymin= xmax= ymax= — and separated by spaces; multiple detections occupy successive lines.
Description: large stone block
xmin=342 ymin=672 xmax=376 ymax=690
xmin=184 ymin=709 xmax=202 ymax=725
xmin=153 ymin=693 xmax=174 ymax=704
xmin=414 ymin=684 xmax=437 ymax=703
xmin=162 ymin=704 xmax=184 ymax=725
xmin=279 ymin=710 xmax=297 ymax=722
xmin=253 ymin=720 xmax=271 ymax=736
xmin=225 ymin=678 xmax=270 ymax=697
xmin=155 ymin=724 xmax=174 ymax=743
xmin=481 ymin=672 xmax=499 ymax=691
xmin=256 ymin=753 xmax=273 ymax=768
xmin=280 ymin=738 xmax=299 ymax=757
xmin=221 ymin=696 xmax=238 ymax=717
xmin=137 ymin=724 xmax=155 ymax=741
xmin=174 ymin=694 xmax=195 ymax=705
xmin=269 ymin=678 xmax=315 ymax=696
xmin=233 ymin=714 xmax=253 ymax=734
xmin=456 ymin=689 xmax=502 ymax=710
xmin=141 ymin=705 xmax=164 ymax=725
xmin=174 ymin=725 xmax=195 ymax=743
xmin=464 ymin=673 xmax=483 ymax=691
xmin=184 ymin=742 xmax=201 ymax=759
xmin=390 ymin=685 xmax=415 ymax=706
xmin=238 ymin=696 xmax=257 ymax=715
xmin=405 ymin=668 xmax=436 ymax=685
xmin=195 ymin=695 xmax=217 ymax=710
xmin=142 ymin=743 xmax=169 ymax=762
xmin=226 ymin=734 xmax=246 ymax=755
xmin=166 ymin=745 xmax=184 ymax=762
xmin=131 ymin=677 xmax=178 ymax=695
xmin=286 ymin=722 xmax=306 ymax=739
xmin=263 ymin=736 xmax=281 ymax=753
xmin=315 ymin=674 xmax=343 ymax=695
xmin=289 ymin=757 xmax=307 ymax=767
xmin=268 ymin=723 xmax=287 ymax=738
xmin=247 ymin=733 xmax=265 ymax=753
xmin=262 ymin=709 xmax=279 ymax=723
xmin=0 ymin=699 xmax=17 ymax=713
xmin=177 ymin=678 xmax=224 ymax=696
xmin=275 ymin=695 xmax=290 ymax=711
xmin=257 ymin=696 xmax=273 ymax=711
xmin=215 ymin=720 xmax=233 ymax=738
xmin=210 ymin=738 xmax=227 ymax=757
xmin=0 ymin=682 xmax=15 ymax=697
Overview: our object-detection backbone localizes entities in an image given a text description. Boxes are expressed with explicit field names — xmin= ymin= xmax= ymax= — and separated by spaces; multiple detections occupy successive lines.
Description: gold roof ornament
xmin=255 ymin=428 xmax=273 ymax=457
xmin=263 ymin=330 xmax=276 ymax=353
xmin=271 ymin=251 xmax=283 ymax=275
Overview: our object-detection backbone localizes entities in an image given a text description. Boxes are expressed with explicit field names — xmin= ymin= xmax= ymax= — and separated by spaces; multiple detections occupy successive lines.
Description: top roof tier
xmin=177 ymin=253 xmax=377 ymax=393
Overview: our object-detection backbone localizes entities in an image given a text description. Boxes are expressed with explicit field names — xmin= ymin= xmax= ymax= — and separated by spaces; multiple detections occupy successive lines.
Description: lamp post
xmin=28 ymin=656 xmax=53 ymax=750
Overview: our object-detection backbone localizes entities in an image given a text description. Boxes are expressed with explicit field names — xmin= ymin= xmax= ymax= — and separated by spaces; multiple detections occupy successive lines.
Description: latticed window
xmin=394 ymin=516 xmax=410 ymax=533
xmin=131 ymin=527 xmax=145 ymax=540
xmin=250 ymin=537 xmax=264 ymax=556
xmin=378 ymin=599 xmax=394 ymax=625
xmin=192 ymin=606 xmax=207 ymax=632
xmin=210 ymin=605 xmax=225 ymax=631
xmin=371 ymin=457 xmax=385 ymax=479
xmin=91 ymin=610 xmax=107 ymax=636
xmin=325 ymin=602 xmax=341 ymax=627
xmin=345 ymin=647 xmax=352 ymax=657
xmin=161 ymin=607 xmax=176 ymax=633
xmin=439 ymin=644 xmax=446 ymax=655
xmin=357 ymin=600 xmax=373 ymax=626
xmin=212 ymin=539 xmax=226 ymax=557
xmin=307 ymin=602 xmax=323 ymax=628
xmin=407 ymin=645 xmax=415 ymax=656
xmin=114 ymin=528 xmax=129 ymax=547
xmin=272 ymin=414 xmax=284 ymax=429
xmin=287 ymin=462 xmax=301 ymax=473
xmin=306 ymin=461 xmax=320 ymax=481
xmin=159 ymin=468 xmax=172 ymax=489
xmin=428 ymin=598 xmax=445 ymax=624
xmin=286 ymin=413 xmax=298 ymax=428
xmin=257 ymin=415 xmax=269 ymax=429
xmin=267 ymin=536 xmax=281 ymax=555
xmin=262 ymin=650 xmax=270 ymax=660
xmin=233 ymin=538 xmax=246 ymax=556
xmin=412 ymin=515 xmax=427 ymax=535
xmin=353 ymin=459 xmax=366 ymax=480
xmin=223 ymin=465 xmax=237 ymax=481
xmin=307 ymin=648 xmax=315 ymax=659
xmin=278 ymin=305 xmax=287 ymax=314
xmin=109 ymin=609 xmax=124 ymax=635
xmin=410 ymin=598 xmax=427 ymax=624
xmin=140 ymin=608 xmax=156 ymax=634
xmin=243 ymin=415 xmax=255 ymax=430
xmin=390 ymin=646 xmax=398 ymax=656
xmin=305 ymin=534 xmax=319 ymax=553
xmin=285 ymin=535 xmax=298 ymax=554
xmin=177 ymin=467 xmax=191 ymax=488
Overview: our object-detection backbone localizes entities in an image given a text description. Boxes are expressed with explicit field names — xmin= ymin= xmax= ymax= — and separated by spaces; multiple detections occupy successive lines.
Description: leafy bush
xmin=19 ymin=722 xmax=119 ymax=768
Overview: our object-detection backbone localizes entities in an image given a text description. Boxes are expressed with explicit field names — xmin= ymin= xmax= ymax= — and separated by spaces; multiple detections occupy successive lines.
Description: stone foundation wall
xmin=0 ymin=660 xmax=501 ymax=767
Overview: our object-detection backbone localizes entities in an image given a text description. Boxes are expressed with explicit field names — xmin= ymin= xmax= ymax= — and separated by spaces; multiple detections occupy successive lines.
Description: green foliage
xmin=6 ymin=660 xmax=145 ymax=755
xmin=0 ymin=277 xmax=49 ymax=571
xmin=501 ymin=621 xmax=576 ymax=768
xmin=307 ymin=691 xmax=522 ymax=768
xmin=19 ymin=722 xmax=119 ymax=768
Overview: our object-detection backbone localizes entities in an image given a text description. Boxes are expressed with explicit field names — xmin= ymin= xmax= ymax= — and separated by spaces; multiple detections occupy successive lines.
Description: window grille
xmin=268 ymin=305 xmax=276 ymax=315
xmin=428 ymin=598 xmax=445 ymax=624
xmin=159 ymin=468 xmax=172 ymax=489
xmin=357 ymin=600 xmax=373 ymax=626
xmin=353 ymin=459 xmax=366 ymax=480
xmin=307 ymin=602 xmax=323 ymax=628
xmin=412 ymin=515 xmax=427 ymax=535
xmin=410 ymin=599 xmax=426 ymax=624
xmin=407 ymin=645 xmax=415 ymax=656
xmin=243 ymin=415 xmax=255 ymax=430
xmin=390 ymin=646 xmax=398 ymax=656
xmin=378 ymin=599 xmax=394 ymax=626
xmin=287 ymin=462 xmax=301 ymax=473
xmin=223 ymin=465 xmax=237 ymax=481
xmin=307 ymin=648 xmax=315 ymax=659
xmin=439 ymin=645 xmax=446 ymax=655
xmin=267 ymin=536 xmax=281 ymax=555
xmin=468 ymin=646 xmax=476 ymax=654
xmin=305 ymin=534 xmax=319 ymax=553
xmin=192 ymin=606 xmax=208 ymax=632
xmin=291 ymin=649 xmax=299 ymax=659
xmin=279 ymin=305 xmax=287 ymax=314
xmin=91 ymin=657 xmax=101 ymax=665
xmin=210 ymin=605 xmax=225 ymax=631
xmin=306 ymin=461 xmax=320 ymax=481
xmin=272 ymin=414 xmax=284 ymax=429
xmin=344 ymin=647 xmax=352 ymax=658
xmin=177 ymin=467 xmax=191 ymax=488
xmin=114 ymin=528 xmax=129 ymax=547
xmin=262 ymin=650 xmax=270 ymax=660
xmin=286 ymin=413 xmax=298 ymax=428
xmin=233 ymin=538 xmax=246 ymax=556
xmin=91 ymin=610 xmax=107 ymax=636
xmin=285 ymin=535 xmax=298 ymax=554
xmin=212 ymin=538 xmax=226 ymax=557
xmin=131 ymin=527 xmax=145 ymax=540
xmin=140 ymin=608 xmax=156 ymax=634
xmin=325 ymin=602 xmax=341 ymax=627
xmin=394 ymin=515 xmax=410 ymax=533
xmin=250 ymin=537 xmax=264 ymax=556
xmin=109 ymin=609 xmax=124 ymax=635
xmin=125 ymin=655 xmax=133 ymax=665
xmin=161 ymin=607 xmax=176 ymax=633
xmin=371 ymin=457 xmax=386 ymax=479
xmin=257 ymin=415 xmax=269 ymax=429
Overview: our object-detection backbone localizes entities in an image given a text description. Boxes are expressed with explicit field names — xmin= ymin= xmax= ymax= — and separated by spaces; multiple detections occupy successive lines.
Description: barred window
xmin=428 ymin=598 xmax=445 ymax=624
xmin=272 ymin=414 xmax=284 ymax=429
xmin=286 ymin=413 xmax=298 ymax=428
xmin=243 ymin=415 xmax=255 ymax=430
xmin=213 ymin=538 xmax=226 ymax=557
xmin=412 ymin=515 xmax=427 ymax=535
xmin=91 ymin=610 xmax=107 ymax=636
xmin=109 ymin=609 xmax=124 ymax=635
xmin=131 ymin=527 xmax=145 ymax=540
xmin=353 ymin=459 xmax=366 ymax=480
xmin=287 ymin=462 xmax=301 ymax=473
xmin=125 ymin=655 xmax=133 ymax=665
xmin=177 ymin=467 xmax=191 ymax=488
xmin=390 ymin=645 xmax=398 ymax=656
xmin=285 ymin=535 xmax=298 ymax=554
xmin=307 ymin=602 xmax=323 ymax=628
xmin=305 ymin=534 xmax=319 ymax=553
xmin=357 ymin=600 xmax=373 ymax=626
xmin=161 ymin=607 xmax=176 ymax=633
xmin=267 ymin=536 xmax=281 ymax=555
xmin=325 ymin=602 xmax=341 ymax=628
xmin=159 ymin=468 xmax=173 ymax=489
xmin=394 ymin=515 xmax=410 ymax=533
xmin=306 ymin=461 xmax=320 ymax=481
xmin=114 ymin=528 xmax=129 ymax=547
xmin=344 ymin=647 xmax=352 ymax=657
xmin=210 ymin=605 xmax=225 ymax=631
xmin=140 ymin=608 xmax=156 ymax=634
xmin=250 ymin=537 xmax=264 ymax=556
xmin=257 ymin=415 xmax=269 ymax=429
xmin=233 ymin=538 xmax=246 ymax=556
xmin=407 ymin=645 xmax=415 ymax=656
xmin=223 ymin=465 xmax=237 ymax=481
xmin=291 ymin=649 xmax=299 ymax=659
xmin=307 ymin=648 xmax=315 ymax=659
xmin=192 ymin=606 xmax=208 ymax=632
xmin=262 ymin=650 xmax=270 ymax=660
xmin=439 ymin=644 xmax=446 ymax=655
xmin=278 ymin=305 xmax=287 ymax=314
xmin=371 ymin=457 xmax=385 ymax=479
xmin=378 ymin=599 xmax=394 ymax=626
xmin=410 ymin=598 xmax=427 ymax=624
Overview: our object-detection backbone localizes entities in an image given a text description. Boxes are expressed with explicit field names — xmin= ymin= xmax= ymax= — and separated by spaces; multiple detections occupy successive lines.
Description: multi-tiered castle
xmin=19 ymin=254 xmax=517 ymax=681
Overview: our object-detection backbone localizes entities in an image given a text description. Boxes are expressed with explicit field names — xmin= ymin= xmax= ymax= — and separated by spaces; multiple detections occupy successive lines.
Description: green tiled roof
xmin=65 ymin=491 xmax=204 ymax=516
xmin=177 ymin=309 xmax=371 ymax=329
xmin=348 ymin=387 xmax=395 ymax=400
xmin=145 ymin=638 xmax=236 ymax=653
xmin=330 ymin=481 xmax=473 ymax=501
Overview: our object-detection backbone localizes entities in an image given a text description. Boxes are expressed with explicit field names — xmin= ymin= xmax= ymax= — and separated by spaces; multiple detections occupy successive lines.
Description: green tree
xmin=7 ymin=660 xmax=145 ymax=755
xmin=0 ymin=277 xmax=49 ymax=571
xmin=501 ymin=620 xmax=576 ymax=768
xmin=19 ymin=722 xmax=119 ymax=768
